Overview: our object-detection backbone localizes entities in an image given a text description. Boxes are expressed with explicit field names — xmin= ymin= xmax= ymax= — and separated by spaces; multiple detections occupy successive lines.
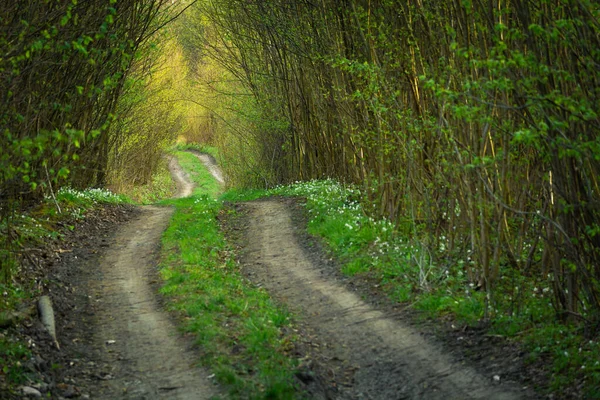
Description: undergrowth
xmin=115 ymin=158 xmax=175 ymax=204
xmin=159 ymin=152 xmax=299 ymax=398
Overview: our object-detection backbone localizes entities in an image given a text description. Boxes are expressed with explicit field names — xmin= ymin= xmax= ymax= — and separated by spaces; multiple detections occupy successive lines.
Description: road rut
xmin=240 ymin=199 xmax=533 ymax=400
xmin=86 ymin=157 xmax=218 ymax=399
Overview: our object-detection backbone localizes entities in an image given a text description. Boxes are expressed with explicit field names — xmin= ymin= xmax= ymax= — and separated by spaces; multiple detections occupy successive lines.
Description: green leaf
xmin=57 ymin=167 xmax=70 ymax=180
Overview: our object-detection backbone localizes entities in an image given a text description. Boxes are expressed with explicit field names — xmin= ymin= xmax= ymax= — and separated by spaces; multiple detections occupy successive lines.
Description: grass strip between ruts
xmin=159 ymin=152 xmax=299 ymax=398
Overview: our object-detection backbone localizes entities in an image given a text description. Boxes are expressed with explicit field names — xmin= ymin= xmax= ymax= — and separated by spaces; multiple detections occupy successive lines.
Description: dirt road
xmin=188 ymin=150 xmax=225 ymax=185
xmin=70 ymin=156 xmax=219 ymax=399
xmin=28 ymin=153 xmax=538 ymax=399
xmin=236 ymin=199 xmax=536 ymax=399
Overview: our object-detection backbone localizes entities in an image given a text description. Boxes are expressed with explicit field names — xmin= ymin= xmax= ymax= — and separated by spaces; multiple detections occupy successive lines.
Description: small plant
xmin=56 ymin=187 xmax=130 ymax=207
xmin=0 ymin=338 xmax=32 ymax=385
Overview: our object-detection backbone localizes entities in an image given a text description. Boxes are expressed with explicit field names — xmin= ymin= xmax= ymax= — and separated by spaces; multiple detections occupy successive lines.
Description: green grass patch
xmin=55 ymin=187 xmax=130 ymax=213
xmin=220 ymin=188 xmax=268 ymax=203
xmin=521 ymin=323 xmax=600 ymax=396
xmin=158 ymin=153 xmax=299 ymax=398
xmin=118 ymin=158 xmax=175 ymax=204
xmin=0 ymin=337 xmax=32 ymax=386
xmin=0 ymin=284 xmax=35 ymax=391
xmin=173 ymin=150 xmax=222 ymax=198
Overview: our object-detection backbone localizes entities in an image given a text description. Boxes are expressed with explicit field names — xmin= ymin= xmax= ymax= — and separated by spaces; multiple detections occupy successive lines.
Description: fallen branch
xmin=38 ymin=295 xmax=60 ymax=349
xmin=45 ymin=164 xmax=61 ymax=214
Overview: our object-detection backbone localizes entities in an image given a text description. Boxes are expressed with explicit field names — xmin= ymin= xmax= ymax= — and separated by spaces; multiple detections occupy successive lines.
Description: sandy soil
xmin=85 ymin=205 xmax=218 ymax=399
xmin=234 ymin=198 xmax=541 ymax=400
xmin=82 ymin=157 xmax=218 ymax=399
xmin=169 ymin=156 xmax=195 ymax=198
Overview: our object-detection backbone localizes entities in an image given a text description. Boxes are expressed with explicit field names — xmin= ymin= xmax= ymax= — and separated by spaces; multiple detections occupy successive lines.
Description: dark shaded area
xmin=1 ymin=205 xmax=138 ymax=399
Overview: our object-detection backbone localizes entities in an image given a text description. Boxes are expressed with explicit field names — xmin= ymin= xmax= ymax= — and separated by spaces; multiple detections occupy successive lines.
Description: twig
xmin=45 ymin=165 xmax=61 ymax=215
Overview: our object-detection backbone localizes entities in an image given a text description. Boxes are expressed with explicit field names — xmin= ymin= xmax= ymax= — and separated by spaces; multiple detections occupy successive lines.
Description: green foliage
xmin=0 ymin=0 xmax=171 ymax=282
xmin=172 ymin=4 xmax=291 ymax=189
xmin=522 ymin=324 xmax=600 ymax=397
xmin=106 ymin=29 xmax=190 ymax=194
xmin=0 ymin=286 xmax=32 ymax=390
xmin=0 ymin=337 xmax=32 ymax=387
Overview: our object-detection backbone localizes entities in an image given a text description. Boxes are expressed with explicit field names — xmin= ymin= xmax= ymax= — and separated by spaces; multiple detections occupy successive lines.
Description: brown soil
xmin=228 ymin=198 xmax=544 ymax=399
xmin=83 ymin=203 xmax=219 ymax=399
xmin=2 ymin=156 xmax=220 ymax=399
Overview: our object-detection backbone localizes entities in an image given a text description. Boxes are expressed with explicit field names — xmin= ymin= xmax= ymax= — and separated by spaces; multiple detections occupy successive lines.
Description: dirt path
xmin=19 ymin=153 xmax=539 ymax=399
xmin=79 ymin=157 xmax=218 ymax=399
xmin=169 ymin=156 xmax=195 ymax=198
xmin=188 ymin=150 xmax=225 ymax=185
xmin=238 ymin=199 xmax=535 ymax=400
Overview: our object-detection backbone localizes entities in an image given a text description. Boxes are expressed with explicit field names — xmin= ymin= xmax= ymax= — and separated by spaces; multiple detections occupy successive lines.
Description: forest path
xmin=75 ymin=156 xmax=219 ymax=399
xmin=234 ymin=198 xmax=535 ymax=399
xmin=48 ymin=153 xmax=536 ymax=399
xmin=188 ymin=149 xmax=225 ymax=185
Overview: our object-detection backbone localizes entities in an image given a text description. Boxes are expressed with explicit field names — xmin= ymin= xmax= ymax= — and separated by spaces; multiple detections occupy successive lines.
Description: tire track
xmin=86 ymin=157 xmax=219 ymax=399
xmin=240 ymin=199 xmax=535 ymax=400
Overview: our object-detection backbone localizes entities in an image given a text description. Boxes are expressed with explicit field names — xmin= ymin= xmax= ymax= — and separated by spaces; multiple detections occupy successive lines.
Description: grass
xmin=158 ymin=152 xmax=300 ymax=398
xmin=172 ymin=150 xmax=222 ymax=198
xmin=174 ymin=142 xmax=221 ymax=160
xmin=0 ymin=338 xmax=31 ymax=386
xmin=117 ymin=158 xmax=175 ymax=204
